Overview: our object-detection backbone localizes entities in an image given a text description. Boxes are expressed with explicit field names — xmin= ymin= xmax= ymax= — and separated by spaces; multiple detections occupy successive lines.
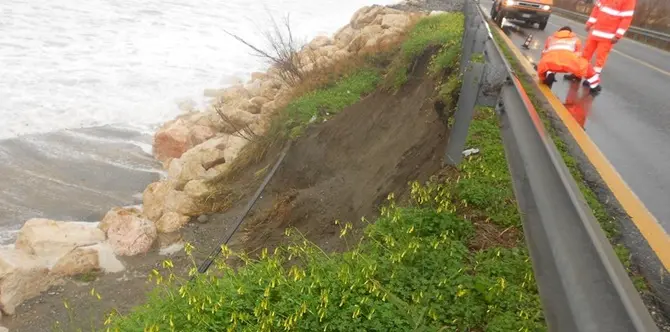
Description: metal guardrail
xmin=447 ymin=1 xmax=660 ymax=330
xmin=551 ymin=7 xmax=670 ymax=50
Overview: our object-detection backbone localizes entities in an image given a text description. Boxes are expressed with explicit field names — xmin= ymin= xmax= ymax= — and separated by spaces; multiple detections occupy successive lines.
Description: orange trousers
xmin=537 ymin=51 xmax=597 ymax=81
xmin=582 ymin=37 xmax=613 ymax=73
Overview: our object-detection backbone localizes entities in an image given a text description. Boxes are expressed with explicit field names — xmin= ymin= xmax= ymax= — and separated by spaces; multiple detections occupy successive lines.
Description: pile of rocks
xmin=0 ymin=5 xmax=426 ymax=321
xmin=144 ymin=5 xmax=424 ymax=234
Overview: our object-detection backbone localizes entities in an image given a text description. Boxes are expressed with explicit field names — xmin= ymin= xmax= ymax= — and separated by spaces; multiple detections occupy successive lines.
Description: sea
xmin=0 ymin=0 xmax=397 ymax=244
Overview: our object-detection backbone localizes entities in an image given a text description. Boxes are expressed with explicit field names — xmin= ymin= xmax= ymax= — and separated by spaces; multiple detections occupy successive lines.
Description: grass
xmin=283 ymin=68 xmax=380 ymax=139
xmin=103 ymin=108 xmax=545 ymax=332
xmin=385 ymin=13 xmax=464 ymax=90
xmin=489 ymin=28 xmax=648 ymax=291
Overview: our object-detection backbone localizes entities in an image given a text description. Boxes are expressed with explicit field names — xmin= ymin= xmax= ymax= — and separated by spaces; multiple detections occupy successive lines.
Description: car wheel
xmin=539 ymin=20 xmax=548 ymax=30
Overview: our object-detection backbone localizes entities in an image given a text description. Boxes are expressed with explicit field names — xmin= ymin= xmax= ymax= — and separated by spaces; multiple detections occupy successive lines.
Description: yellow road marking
xmin=496 ymin=26 xmax=670 ymax=271
xmin=546 ymin=21 xmax=670 ymax=77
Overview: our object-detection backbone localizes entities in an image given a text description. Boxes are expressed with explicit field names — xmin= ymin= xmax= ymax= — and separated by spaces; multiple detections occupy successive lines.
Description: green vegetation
xmin=490 ymin=29 xmax=648 ymax=291
xmin=385 ymin=13 xmax=464 ymax=90
xmin=283 ymin=68 xmax=380 ymax=138
xmin=104 ymin=108 xmax=545 ymax=332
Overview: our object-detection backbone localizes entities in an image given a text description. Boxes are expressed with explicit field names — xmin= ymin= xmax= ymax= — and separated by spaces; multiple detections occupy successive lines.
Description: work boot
xmin=589 ymin=85 xmax=602 ymax=96
xmin=582 ymin=80 xmax=591 ymax=87
xmin=564 ymin=74 xmax=581 ymax=81
xmin=543 ymin=73 xmax=556 ymax=87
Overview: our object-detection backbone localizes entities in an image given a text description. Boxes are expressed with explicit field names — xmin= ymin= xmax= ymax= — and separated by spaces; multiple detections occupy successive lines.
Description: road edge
xmin=489 ymin=20 xmax=670 ymax=323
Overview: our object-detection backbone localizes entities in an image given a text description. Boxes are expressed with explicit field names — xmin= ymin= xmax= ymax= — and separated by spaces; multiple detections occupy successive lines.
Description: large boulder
xmin=167 ymin=136 xmax=229 ymax=189
xmin=143 ymin=181 xmax=170 ymax=222
xmin=224 ymin=135 xmax=249 ymax=162
xmin=334 ymin=26 xmax=356 ymax=48
xmin=381 ymin=14 xmax=411 ymax=30
xmin=152 ymin=119 xmax=192 ymax=163
xmin=99 ymin=206 xmax=143 ymax=233
xmin=106 ymin=214 xmax=157 ymax=256
xmin=219 ymin=84 xmax=250 ymax=106
xmin=14 ymin=219 xmax=105 ymax=266
xmin=350 ymin=6 xmax=385 ymax=29
xmin=156 ymin=212 xmax=191 ymax=233
xmin=189 ymin=125 xmax=216 ymax=147
xmin=184 ymin=179 xmax=210 ymax=199
xmin=50 ymin=246 xmax=99 ymax=276
xmin=0 ymin=249 xmax=55 ymax=315
xmin=51 ymin=243 xmax=124 ymax=276
xmin=308 ymin=36 xmax=333 ymax=50
xmin=164 ymin=190 xmax=201 ymax=217
xmin=219 ymin=109 xmax=259 ymax=134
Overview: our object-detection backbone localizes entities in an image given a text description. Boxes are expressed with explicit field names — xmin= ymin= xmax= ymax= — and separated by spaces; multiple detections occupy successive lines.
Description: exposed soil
xmin=1 ymin=38 xmax=451 ymax=332
xmin=238 ymin=48 xmax=449 ymax=255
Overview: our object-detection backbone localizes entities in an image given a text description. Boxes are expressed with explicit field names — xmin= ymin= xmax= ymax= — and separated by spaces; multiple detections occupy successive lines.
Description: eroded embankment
xmin=239 ymin=48 xmax=450 ymax=255
xmin=105 ymin=12 xmax=546 ymax=332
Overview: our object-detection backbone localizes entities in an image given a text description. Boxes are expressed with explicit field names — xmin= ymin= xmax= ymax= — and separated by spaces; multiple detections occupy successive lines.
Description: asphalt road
xmin=479 ymin=0 xmax=670 ymax=234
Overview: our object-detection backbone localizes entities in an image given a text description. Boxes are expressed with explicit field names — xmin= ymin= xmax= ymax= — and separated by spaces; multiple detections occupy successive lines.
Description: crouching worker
xmin=537 ymin=26 xmax=602 ymax=95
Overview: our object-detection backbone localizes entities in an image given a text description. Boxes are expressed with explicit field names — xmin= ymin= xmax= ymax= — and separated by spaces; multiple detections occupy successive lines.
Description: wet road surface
xmin=479 ymin=0 xmax=670 ymax=233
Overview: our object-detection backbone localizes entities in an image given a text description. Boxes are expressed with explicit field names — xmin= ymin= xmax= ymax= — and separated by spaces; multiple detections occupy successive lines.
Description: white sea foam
xmin=0 ymin=0 xmax=397 ymax=140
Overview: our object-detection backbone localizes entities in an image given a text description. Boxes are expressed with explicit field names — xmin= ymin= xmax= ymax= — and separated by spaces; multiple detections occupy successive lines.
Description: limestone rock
xmin=381 ymin=14 xmax=411 ymax=30
xmin=189 ymin=125 xmax=216 ymax=147
xmin=184 ymin=179 xmax=210 ymax=198
xmin=15 ymin=219 xmax=105 ymax=266
xmin=244 ymin=80 xmax=263 ymax=97
xmin=164 ymin=189 xmax=202 ymax=216
xmin=50 ymin=246 xmax=99 ymax=276
xmin=261 ymin=100 xmax=278 ymax=115
xmin=156 ymin=211 xmax=191 ymax=233
xmin=350 ymin=6 xmax=385 ymax=29
xmin=334 ymin=26 xmax=356 ymax=48
xmin=220 ymin=84 xmax=250 ymax=105
xmin=99 ymin=207 xmax=143 ymax=233
xmin=220 ymin=109 xmax=258 ymax=133
xmin=308 ymin=36 xmax=332 ymax=50
xmin=224 ymin=135 xmax=249 ymax=162
xmin=167 ymin=136 xmax=230 ymax=189
xmin=0 ymin=249 xmax=55 ymax=315
xmin=142 ymin=181 xmax=170 ymax=222
xmin=106 ymin=215 xmax=157 ymax=256
xmin=250 ymin=96 xmax=270 ymax=108
xmin=152 ymin=119 xmax=191 ymax=163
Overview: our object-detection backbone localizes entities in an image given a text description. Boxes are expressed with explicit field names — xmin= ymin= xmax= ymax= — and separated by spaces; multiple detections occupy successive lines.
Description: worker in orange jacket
xmin=537 ymin=26 xmax=602 ymax=95
xmin=582 ymin=0 xmax=636 ymax=74
xmin=564 ymin=81 xmax=594 ymax=128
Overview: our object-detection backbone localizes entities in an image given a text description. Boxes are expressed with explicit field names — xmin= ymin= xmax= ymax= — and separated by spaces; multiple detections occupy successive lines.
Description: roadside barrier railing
xmin=448 ymin=1 xmax=660 ymax=330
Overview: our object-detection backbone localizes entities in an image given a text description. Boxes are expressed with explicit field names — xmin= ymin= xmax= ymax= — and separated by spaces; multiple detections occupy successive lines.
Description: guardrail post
xmin=446 ymin=1 xmax=488 ymax=165
xmin=445 ymin=62 xmax=486 ymax=165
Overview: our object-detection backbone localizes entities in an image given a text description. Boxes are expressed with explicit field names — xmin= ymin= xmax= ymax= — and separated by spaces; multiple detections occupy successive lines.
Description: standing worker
xmin=537 ymin=26 xmax=602 ymax=95
xmin=582 ymin=0 xmax=636 ymax=74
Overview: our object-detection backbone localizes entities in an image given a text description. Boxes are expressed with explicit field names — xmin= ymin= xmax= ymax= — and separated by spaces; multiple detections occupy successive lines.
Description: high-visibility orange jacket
xmin=586 ymin=0 xmax=636 ymax=40
xmin=542 ymin=30 xmax=582 ymax=55
xmin=538 ymin=30 xmax=593 ymax=79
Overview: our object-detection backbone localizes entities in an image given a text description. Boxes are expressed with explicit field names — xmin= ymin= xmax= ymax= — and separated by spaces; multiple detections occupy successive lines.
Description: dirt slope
xmin=238 ymin=50 xmax=450 ymax=254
